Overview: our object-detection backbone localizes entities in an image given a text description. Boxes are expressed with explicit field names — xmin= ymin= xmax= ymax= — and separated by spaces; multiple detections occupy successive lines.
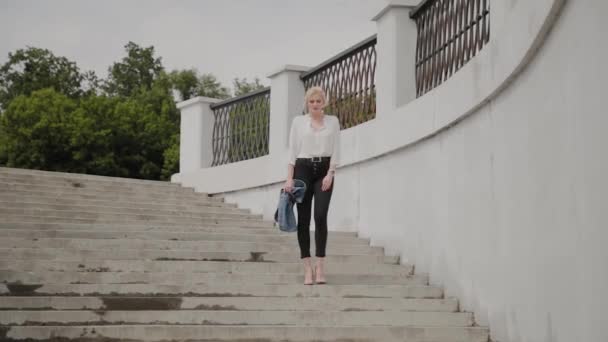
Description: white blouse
xmin=287 ymin=114 xmax=340 ymax=170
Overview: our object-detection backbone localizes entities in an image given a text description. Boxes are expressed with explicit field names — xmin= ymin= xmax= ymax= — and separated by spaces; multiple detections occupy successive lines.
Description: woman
xmin=284 ymin=86 xmax=340 ymax=285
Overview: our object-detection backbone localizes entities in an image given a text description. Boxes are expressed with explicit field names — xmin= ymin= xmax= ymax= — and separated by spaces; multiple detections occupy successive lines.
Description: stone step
xmin=0 ymin=207 xmax=264 ymax=223
xmin=0 ymin=260 xmax=413 ymax=276
xmin=0 ymin=325 xmax=490 ymax=342
xmin=0 ymin=181 xmax=209 ymax=199
xmin=0 ymin=217 xmax=273 ymax=229
xmin=0 ymin=283 xmax=442 ymax=299
xmin=0 ymin=229 xmax=370 ymax=246
xmin=0 ymin=222 xmax=356 ymax=237
xmin=1 ymin=189 xmax=236 ymax=208
xmin=0 ymin=183 xmax=224 ymax=203
xmin=1 ymin=212 xmax=274 ymax=227
xmin=0 ymin=296 xmax=458 ymax=312
xmin=0 ymin=248 xmax=395 ymax=264
xmin=0 ymin=175 xmax=196 ymax=194
xmin=0 ymin=167 xmax=188 ymax=188
xmin=0 ymin=270 xmax=427 ymax=286
xmin=0 ymin=237 xmax=383 ymax=255
xmin=0 ymin=172 xmax=193 ymax=189
xmin=0 ymin=194 xmax=247 ymax=213
xmin=0 ymin=201 xmax=261 ymax=220
xmin=0 ymin=310 xmax=473 ymax=327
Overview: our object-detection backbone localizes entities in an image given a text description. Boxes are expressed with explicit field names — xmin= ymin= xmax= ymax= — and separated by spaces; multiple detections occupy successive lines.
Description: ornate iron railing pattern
xmin=301 ymin=35 xmax=377 ymax=130
xmin=411 ymin=0 xmax=490 ymax=97
xmin=210 ymin=87 xmax=270 ymax=166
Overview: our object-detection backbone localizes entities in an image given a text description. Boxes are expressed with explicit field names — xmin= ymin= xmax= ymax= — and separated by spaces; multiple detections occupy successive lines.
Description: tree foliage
xmin=0 ymin=42 xmax=266 ymax=180
xmin=169 ymin=69 xmax=230 ymax=101
xmin=233 ymin=77 xmax=265 ymax=97
xmin=104 ymin=42 xmax=163 ymax=97
xmin=0 ymin=47 xmax=97 ymax=110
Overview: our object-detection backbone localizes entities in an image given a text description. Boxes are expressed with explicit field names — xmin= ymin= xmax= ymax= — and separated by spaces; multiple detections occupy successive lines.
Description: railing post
xmin=176 ymin=96 xmax=221 ymax=173
xmin=267 ymin=65 xmax=310 ymax=156
xmin=373 ymin=0 xmax=419 ymax=116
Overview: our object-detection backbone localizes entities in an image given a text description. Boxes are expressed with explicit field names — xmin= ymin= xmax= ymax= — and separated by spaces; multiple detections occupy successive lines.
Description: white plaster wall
xmin=352 ymin=1 xmax=607 ymax=341
xmin=176 ymin=1 xmax=608 ymax=341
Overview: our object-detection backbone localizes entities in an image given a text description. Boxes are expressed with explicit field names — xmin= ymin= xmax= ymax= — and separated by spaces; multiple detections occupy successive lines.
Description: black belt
xmin=298 ymin=156 xmax=331 ymax=163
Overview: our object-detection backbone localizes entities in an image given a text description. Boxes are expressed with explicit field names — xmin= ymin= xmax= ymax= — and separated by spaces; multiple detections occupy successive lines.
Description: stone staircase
xmin=0 ymin=167 xmax=489 ymax=341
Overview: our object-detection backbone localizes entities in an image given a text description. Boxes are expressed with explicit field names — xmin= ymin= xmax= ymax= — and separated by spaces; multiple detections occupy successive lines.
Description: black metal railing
xmin=210 ymin=87 xmax=271 ymax=166
xmin=411 ymin=0 xmax=490 ymax=97
xmin=301 ymin=35 xmax=377 ymax=130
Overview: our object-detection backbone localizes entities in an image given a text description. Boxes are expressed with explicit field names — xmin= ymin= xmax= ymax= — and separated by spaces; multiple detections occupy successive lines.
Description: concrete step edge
xmin=0 ymin=235 xmax=372 ymax=246
xmin=0 ymin=191 xmax=234 ymax=207
xmin=0 ymin=233 xmax=372 ymax=246
xmin=0 ymin=197 xmax=245 ymax=212
xmin=0 ymin=310 xmax=474 ymax=326
xmin=0 ymin=325 xmax=490 ymax=342
xmin=0 ymin=223 xmax=357 ymax=236
xmin=0 ymin=177 xmax=195 ymax=193
xmin=0 ymin=202 xmax=261 ymax=219
xmin=0 ymin=167 xmax=189 ymax=187
xmin=0 ymin=260 xmax=411 ymax=275
xmin=0 ymin=242 xmax=383 ymax=255
xmin=0 ymin=201 xmax=263 ymax=220
xmin=0 ymin=296 xmax=458 ymax=311
xmin=0 ymin=215 xmax=273 ymax=227
xmin=0 ymin=248 xmax=393 ymax=261
xmin=0 ymin=184 xmax=224 ymax=201
xmin=0 ymin=283 xmax=443 ymax=297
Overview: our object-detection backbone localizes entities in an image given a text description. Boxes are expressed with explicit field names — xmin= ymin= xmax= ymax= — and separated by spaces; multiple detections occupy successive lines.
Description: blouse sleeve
xmin=287 ymin=117 xmax=299 ymax=166
xmin=329 ymin=116 xmax=340 ymax=171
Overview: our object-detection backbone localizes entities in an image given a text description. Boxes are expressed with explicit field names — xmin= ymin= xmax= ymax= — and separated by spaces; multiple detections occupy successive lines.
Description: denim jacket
xmin=274 ymin=179 xmax=307 ymax=232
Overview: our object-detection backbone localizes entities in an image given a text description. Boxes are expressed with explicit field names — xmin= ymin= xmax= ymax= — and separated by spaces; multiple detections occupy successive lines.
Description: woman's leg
xmin=294 ymin=161 xmax=315 ymax=285
xmin=302 ymin=257 xmax=313 ymax=285
xmin=313 ymin=175 xmax=333 ymax=284
xmin=313 ymin=177 xmax=333 ymax=258
xmin=294 ymin=161 xmax=313 ymax=259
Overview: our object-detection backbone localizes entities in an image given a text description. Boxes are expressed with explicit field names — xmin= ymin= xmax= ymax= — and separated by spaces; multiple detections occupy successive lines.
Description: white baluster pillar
xmin=373 ymin=0 xmax=419 ymax=116
xmin=176 ymin=96 xmax=221 ymax=177
xmin=267 ymin=65 xmax=310 ymax=156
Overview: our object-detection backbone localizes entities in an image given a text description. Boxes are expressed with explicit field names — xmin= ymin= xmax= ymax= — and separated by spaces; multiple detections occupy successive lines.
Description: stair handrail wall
xmin=172 ymin=0 xmax=562 ymax=196
xmin=410 ymin=0 xmax=491 ymax=97
xmin=208 ymin=87 xmax=271 ymax=166
xmin=171 ymin=2 xmax=608 ymax=342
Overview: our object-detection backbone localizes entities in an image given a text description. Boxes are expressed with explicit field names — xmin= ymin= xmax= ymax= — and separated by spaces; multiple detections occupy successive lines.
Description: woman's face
xmin=307 ymin=94 xmax=325 ymax=113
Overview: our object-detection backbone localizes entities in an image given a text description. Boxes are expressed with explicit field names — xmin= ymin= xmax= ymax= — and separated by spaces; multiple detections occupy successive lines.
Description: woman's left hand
xmin=321 ymin=174 xmax=333 ymax=191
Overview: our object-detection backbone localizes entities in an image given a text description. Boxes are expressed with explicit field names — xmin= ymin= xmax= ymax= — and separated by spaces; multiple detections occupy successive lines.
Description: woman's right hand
xmin=284 ymin=178 xmax=294 ymax=192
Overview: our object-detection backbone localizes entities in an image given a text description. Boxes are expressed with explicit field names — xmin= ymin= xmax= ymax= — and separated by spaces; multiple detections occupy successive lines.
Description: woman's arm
xmin=322 ymin=117 xmax=340 ymax=191
xmin=328 ymin=116 xmax=340 ymax=175
xmin=285 ymin=118 xmax=298 ymax=191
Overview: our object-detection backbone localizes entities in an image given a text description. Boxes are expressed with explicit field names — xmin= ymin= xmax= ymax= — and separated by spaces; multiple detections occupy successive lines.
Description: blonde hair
xmin=304 ymin=86 xmax=328 ymax=112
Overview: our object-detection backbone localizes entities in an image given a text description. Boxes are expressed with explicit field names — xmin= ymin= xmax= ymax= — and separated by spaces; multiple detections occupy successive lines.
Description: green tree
xmin=102 ymin=43 xmax=180 ymax=179
xmin=232 ymin=77 xmax=265 ymax=97
xmin=0 ymin=43 xmax=270 ymax=178
xmin=169 ymin=69 xmax=198 ymax=101
xmin=199 ymin=73 xmax=231 ymax=99
xmin=0 ymin=47 xmax=95 ymax=110
xmin=68 ymin=94 xmax=125 ymax=176
xmin=72 ymin=91 xmax=176 ymax=180
xmin=169 ymin=69 xmax=230 ymax=101
xmin=104 ymin=42 xmax=163 ymax=97
xmin=134 ymin=71 xmax=180 ymax=126
xmin=114 ymin=73 xmax=179 ymax=179
xmin=161 ymin=133 xmax=179 ymax=180
xmin=0 ymin=86 xmax=179 ymax=180
xmin=0 ymin=88 xmax=79 ymax=171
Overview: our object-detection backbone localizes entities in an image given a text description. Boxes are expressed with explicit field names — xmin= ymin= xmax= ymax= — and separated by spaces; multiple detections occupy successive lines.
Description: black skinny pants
xmin=293 ymin=158 xmax=334 ymax=259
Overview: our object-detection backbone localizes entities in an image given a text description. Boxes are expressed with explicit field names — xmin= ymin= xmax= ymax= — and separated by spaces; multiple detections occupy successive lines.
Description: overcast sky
xmin=0 ymin=0 xmax=387 ymax=93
